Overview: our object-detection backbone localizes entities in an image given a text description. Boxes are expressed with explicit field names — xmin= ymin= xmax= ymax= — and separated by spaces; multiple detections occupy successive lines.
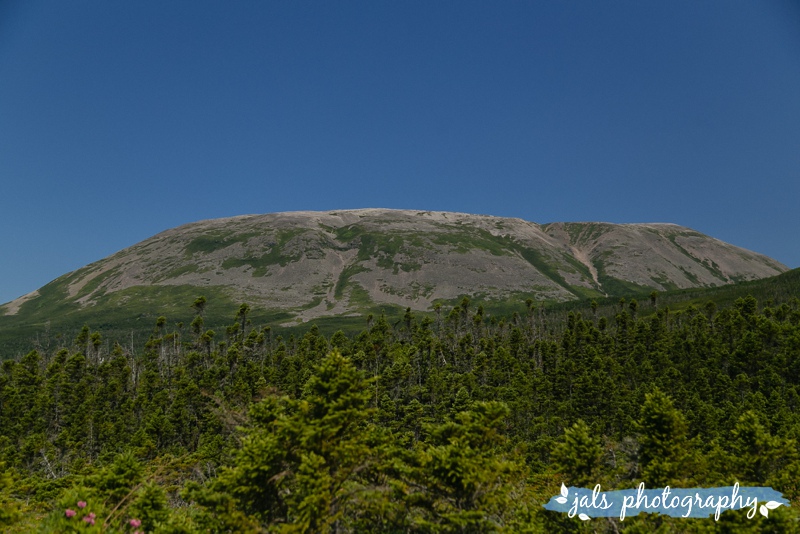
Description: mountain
xmin=0 ymin=209 xmax=787 ymax=329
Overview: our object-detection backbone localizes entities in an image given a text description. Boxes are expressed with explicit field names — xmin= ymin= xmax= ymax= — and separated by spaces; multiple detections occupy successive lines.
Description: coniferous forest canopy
xmin=2 ymin=272 xmax=800 ymax=532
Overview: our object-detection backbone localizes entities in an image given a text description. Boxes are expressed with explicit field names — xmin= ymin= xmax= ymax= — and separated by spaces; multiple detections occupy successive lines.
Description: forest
xmin=2 ymin=290 xmax=800 ymax=532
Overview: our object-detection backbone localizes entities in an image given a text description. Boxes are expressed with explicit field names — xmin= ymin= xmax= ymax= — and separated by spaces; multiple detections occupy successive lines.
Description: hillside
xmin=0 ymin=209 xmax=787 ymax=335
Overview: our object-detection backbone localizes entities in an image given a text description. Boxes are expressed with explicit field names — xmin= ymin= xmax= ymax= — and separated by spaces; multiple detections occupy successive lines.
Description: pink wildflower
xmin=129 ymin=518 xmax=142 ymax=527
xmin=83 ymin=515 xmax=95 ymax=525
xmin=77 ymin=500 xmax=87 ymax=508
xmin=65 ymin=508 xmax=76 ymax=518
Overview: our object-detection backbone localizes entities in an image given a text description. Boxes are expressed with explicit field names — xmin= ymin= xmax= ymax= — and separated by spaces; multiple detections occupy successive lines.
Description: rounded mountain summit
xmin=2 ymin=209 xmax=787 ymax=325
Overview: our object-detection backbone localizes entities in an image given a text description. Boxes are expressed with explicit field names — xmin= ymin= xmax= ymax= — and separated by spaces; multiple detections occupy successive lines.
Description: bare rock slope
xmin=2 ymin=209 xmax=787 ymax=322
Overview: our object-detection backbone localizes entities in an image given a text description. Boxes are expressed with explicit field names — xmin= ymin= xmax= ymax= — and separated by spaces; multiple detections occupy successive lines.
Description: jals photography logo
xmin=545 ymin=482 xmax=789 ymax=521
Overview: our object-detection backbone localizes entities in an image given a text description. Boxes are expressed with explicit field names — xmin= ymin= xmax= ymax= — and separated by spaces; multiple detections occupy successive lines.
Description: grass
xmin=336 ymin=226 xmax=426 ymax=272
xmin=509 ymin=243 xmax=576 ymax=293
xmin=0 ymin=284 xmax=241 ymax=356
xmin=429 ymin=227 xmax=513 ymax=256
xmin=347 ymin=283 xmax=374 ymax=307
xmin=74 ymin=265 xmax=121 ymax=298
xmin=220 ymin=228 xmax=308 ymax=275
xmin=158 ymin=264 xmax=200 ymax=280
xmin=184 ymin=232 xmax=235 ymax=255
xmin=541 ymin=222 xmax=608 ymax=244
xmin=334 ymin=264 xmax=369 ymax=299
xmin=185 ymin=229 xmax=287 ymax=256
xmin=594 ymin=269 xmax=654 ymax=297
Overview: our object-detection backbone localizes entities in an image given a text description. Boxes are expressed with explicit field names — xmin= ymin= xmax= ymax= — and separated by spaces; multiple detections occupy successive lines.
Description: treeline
xmin=2 ymin=296 xmax=800 ymax=531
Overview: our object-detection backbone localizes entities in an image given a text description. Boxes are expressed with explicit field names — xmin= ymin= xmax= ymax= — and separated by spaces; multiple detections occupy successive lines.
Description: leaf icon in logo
xmin=759 ymin=504 xmax=768 ymax=518
xmin=765 ymin=501 xmax=783 ymax=510
xmin=555 ymin=483 xmax=569 ymax=504
xmin=579 ymin=513 xmax=590 ymax=521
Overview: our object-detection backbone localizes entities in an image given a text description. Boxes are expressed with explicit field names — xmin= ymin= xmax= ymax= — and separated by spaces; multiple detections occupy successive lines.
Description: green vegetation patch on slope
xmin=336 ymin=225 xmax=425 ymax=272
xmin=665 ymin=231 xmax=728 ymax=284
xmin=0 ymin=284 xmax=241 ymax=356
xmin=184 ymin=229 xmax=269 ymax=257
xmin=220 ymin=229 xmax=309 ymax=275
xmin=347 ymin=282 xmax=374 ymax=308
xmin=73 ymin=265 xmax=122 ymax=299
xmin=429 ymin=226 xmax=513 ymax=256
xmin=429 ymin=224 xmax=595 ymax=298
xmin=6 ymin=276 xmax=80 ymax=322
xmin=655 ymin=266 xmax=800 ymax=312
xmin=648 ymin=272 xmax=681 ymax=292
xmin=342 ymin=223 xmax=597 ymax=299
xmin=185 ymin=231 xmax=236 ymax=255
xmin=334 ymin=264 xmax=370 ymax=300
xmin=592 ymin=251 xmax=657 ymax=296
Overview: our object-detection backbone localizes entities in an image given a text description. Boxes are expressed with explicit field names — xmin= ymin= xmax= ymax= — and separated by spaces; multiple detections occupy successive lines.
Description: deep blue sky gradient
xmin=2 ymin=1 xmax=799 ymax=304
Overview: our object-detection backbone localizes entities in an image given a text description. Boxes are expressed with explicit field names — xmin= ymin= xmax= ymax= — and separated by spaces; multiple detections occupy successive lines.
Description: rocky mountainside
xmin=1 ymin=209 xmax=787 ymax=325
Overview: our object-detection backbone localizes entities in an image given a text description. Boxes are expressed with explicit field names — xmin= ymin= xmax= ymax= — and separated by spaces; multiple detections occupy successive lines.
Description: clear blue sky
xmin=2 ymin=1 xmax=799 ymax=304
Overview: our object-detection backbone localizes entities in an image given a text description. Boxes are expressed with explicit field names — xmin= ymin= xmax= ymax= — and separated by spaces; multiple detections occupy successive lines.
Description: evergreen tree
xmin=637 ymin=389 xmax=694 ymax=487
xmin=551 ymin=420 xmax=603 ymax=487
